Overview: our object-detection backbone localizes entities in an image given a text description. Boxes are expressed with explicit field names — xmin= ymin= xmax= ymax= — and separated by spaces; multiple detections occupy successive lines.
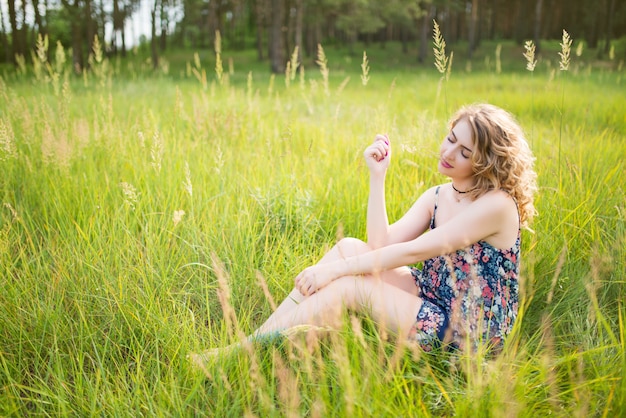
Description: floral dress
xmin=409 ymin=186 xmax=520 ymax=353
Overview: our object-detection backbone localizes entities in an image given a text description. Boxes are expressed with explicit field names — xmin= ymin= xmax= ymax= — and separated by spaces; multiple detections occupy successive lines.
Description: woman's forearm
xmin=334 ymin=240 xmax=418 ymax=278
xmin=366 ymin=174 xmax=389 ymax=248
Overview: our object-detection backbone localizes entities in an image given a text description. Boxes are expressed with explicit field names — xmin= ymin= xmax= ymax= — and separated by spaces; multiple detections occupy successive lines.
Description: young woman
xmin=192 ymin=103 xmax=537 ymax=361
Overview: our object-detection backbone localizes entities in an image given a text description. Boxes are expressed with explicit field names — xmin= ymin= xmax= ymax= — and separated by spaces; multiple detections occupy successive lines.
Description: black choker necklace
xmin=451 ymin=184 xmax=469 ymax=194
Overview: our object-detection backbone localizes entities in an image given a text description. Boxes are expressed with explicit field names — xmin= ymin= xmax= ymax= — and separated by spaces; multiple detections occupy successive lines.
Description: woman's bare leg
xmin=257 ymin=238 xmax=369 ymax=327
xmin=256 ymin=237 xmax=416 ymax=335
xmin=257 ymin=274 xmax=422 ymax=337
xmin=189 ymin=238 xmax=418 ymax=366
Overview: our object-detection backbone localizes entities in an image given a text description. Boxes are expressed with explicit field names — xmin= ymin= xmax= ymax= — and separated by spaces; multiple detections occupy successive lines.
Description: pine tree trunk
xmin=20 ymin=0 xmax=27 ymax=57
xmin=71 ymin=19 xmax=84 ymax=73
xmin=151 ymin=0 xmax=159 ymax=69
xmin=533 ymin=0 xmax=543 ymax=54
xmin=468 ymin=0 xmax=479 ymax=59
xmin=604 ymin=0 xmax=615 ymax=54
xmin=294 ymin=0 xmax=303 ymax=63
xmin=255 ymin=0 xmax=264 ymax=60
xmin=269 ymin=0 xmax=285 ymax=73
xmin=7 ymin=0 xmax=17 ymax=62
xmin=513 ymin=0 xmax=526 ymax=45
xmin=160 ymin=0 xmax=167 ymax=51
xmin=85 ymin=0 xmax=96 ymax=59
xmin=32 ymin=0 xmax=47 ymax=37
xmin=0 ymin=0 xmax=10 ymax=62
xmin=121 ymin=26 xmax=126 ymax=57
xmin=418 ymin=5 xmax=434 ymax=63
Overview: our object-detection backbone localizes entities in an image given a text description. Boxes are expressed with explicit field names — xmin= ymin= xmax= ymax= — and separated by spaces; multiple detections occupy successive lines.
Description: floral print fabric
xmin=408 ymin=298 xmax=449 ymax=352
xmin=410 ymin=187 xmax=520 ymax=353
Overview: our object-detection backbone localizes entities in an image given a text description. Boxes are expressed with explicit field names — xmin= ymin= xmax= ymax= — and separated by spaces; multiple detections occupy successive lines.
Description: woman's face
xmin=438 ymin=118 xmax=475 ymax=182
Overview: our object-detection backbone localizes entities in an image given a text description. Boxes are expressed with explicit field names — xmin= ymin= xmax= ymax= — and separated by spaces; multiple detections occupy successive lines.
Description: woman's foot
xmin=188 ymin=325 xmax=336 ymax=373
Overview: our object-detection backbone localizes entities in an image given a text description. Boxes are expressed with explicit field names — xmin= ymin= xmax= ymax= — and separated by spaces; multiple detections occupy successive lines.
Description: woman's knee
xmin=334 ymin=237 xmax=370 ymax=258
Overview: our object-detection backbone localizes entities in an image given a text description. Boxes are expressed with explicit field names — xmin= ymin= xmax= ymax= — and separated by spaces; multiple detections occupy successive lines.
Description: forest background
xmin=0 ymin=0 xmax=625 ymax=74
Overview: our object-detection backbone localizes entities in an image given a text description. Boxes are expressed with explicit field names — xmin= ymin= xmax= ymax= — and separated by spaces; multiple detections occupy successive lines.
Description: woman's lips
xmin=440 ymin=160 xmax=452 ymax=169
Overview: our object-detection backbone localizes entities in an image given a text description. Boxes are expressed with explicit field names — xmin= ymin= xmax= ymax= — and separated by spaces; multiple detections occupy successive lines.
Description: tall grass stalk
xmin=523 ymin=40 xmax=537 ymax=148
xmin=315 ymin=44 xmax=330 ymax=97
xmin=361 ymin=51 xmax=370 ymax=86
xmin=433 ymin=19 xmax=450 ymax=113
xmin=558 ymin=29 xmax=572 ymax=190
xmin=214 ymin=30 xmax=223 ymax=83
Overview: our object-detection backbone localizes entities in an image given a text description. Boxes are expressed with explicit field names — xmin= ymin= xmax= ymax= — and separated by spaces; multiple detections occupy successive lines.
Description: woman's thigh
xmin=325 ymin=275 xmax=422 ymax=335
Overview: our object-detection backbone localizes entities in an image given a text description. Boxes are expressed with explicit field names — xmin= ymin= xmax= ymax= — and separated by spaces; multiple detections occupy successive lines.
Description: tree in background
xmin=60 ymin=0 xmax=86 ymax=73
xmin=1 ymin=0 xmax=625 ymax=67
xmin=7 ymin=0 xmax=20 ymax=63
xmin=0 ymin=0 xmax=10 ymax=62
xmin=268 ymin=0 xmax=285 ymax=73
xmin=335 ymin=0 xmax=385 ymax=53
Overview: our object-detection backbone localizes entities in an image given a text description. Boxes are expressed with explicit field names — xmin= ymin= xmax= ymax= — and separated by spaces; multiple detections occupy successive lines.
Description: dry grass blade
xmin=255 ymin=271 xmax=277 ymax=312
xmin=211 ymin=252 xmax=240 ymax=340
xmin=547 ymin=245 xmax=568 ymax=305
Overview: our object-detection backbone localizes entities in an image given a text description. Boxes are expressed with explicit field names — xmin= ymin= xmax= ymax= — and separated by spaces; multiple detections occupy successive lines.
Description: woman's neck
xmin=450 ymin=178 xmax=475 ymax=193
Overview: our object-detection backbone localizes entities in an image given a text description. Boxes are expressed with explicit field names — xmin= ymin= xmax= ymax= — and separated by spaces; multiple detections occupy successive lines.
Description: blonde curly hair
xmin=449 ymin=104 xmax=538 ymax=227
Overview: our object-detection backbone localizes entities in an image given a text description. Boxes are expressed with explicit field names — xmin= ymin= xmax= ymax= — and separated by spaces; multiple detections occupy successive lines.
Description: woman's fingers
xmin=295 ymin=270 xmax=310 ymax=296
xmin=375 ymin=134 xmax=389 ymax=144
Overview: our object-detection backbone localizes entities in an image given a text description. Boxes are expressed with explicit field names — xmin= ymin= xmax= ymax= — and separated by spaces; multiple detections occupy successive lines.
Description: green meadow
xmin=0 ymin=38 xmax=624 ymax=416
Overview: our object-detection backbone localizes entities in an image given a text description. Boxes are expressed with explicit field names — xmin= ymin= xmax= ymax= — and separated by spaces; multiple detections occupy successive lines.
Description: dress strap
xmin=430 ymin=186 xmax=440 ymax=229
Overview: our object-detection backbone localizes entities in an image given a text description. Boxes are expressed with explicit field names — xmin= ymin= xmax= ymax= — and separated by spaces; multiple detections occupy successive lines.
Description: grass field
xmin=0 ymin=38 xmax=624 ymax=416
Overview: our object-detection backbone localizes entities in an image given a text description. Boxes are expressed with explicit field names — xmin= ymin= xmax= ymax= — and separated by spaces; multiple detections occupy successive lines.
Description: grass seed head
xmin=575 ymin=41 xmax=584 ymax=57
xmin=3 ymin=202 xmax=20 ymax=222
xmin=559 ymin=30 xmax=572 ymax=71
xmin=361 ymin=51 xmax=370 ymax=86
xmin=523 ymin=40 xmax=537 ymax=72
xmin=92 ymin=35 xmax=103 ymax=65
xmin=55 ymin=41 xmax=66 ymax=74
xmin=151 ymin=130 xmax=163 ymax=173
xmin=215 ymin=53 xmax=223 ymax=85
xmin=316 ymin=44 xmax=329 ymax=96
xmin=36 ymin=33 xmax=48 ymax=65
xmin=120 ymin=182 xmax=139 ymax=210
xmin=183 ymin=161 xmax=193 ymax=197
xmin=495 ymin=43 xmax=502 ymax=74
xmin=0 ymin=118 xmax=17 ymax=160
xmin=433 ymin=20 xmax=448 ymax=75
xmin=284 ymin=61 xmax=292 ymax=88
xmin=172 ymin=210 xmax=185 ymax=226
xmin=289 ymin=46 xmax=299 ymax=81
xmin=193 ymin=52 xmax=201 ymax=70
xmin=214 ymin=30 xmax=222 ymax=55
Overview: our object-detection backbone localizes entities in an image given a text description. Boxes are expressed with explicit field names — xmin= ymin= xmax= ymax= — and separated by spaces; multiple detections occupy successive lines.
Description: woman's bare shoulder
xmin=478 ymin=189 xmax=518 ymax=207
xmin=413 ymin=184 xmax=442 ymax=210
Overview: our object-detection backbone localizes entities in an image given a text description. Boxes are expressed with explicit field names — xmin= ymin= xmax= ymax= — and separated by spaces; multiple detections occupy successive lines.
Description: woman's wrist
xmin=369 ymin=171 xmax=386 ymax=182
xmin=332 ymin=258 xmax=351 ymax=279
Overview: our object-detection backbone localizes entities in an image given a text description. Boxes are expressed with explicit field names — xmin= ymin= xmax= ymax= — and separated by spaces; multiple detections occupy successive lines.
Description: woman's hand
xmin=295 ymin=263 xmax=340 ymax=296
xmin=364 ymin=134 xmax=391 ymax=175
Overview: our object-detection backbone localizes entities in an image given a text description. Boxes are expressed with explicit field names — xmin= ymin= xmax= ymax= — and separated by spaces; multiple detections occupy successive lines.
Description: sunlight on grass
xmin=0 ymin=36 xmax=624 ymax=416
